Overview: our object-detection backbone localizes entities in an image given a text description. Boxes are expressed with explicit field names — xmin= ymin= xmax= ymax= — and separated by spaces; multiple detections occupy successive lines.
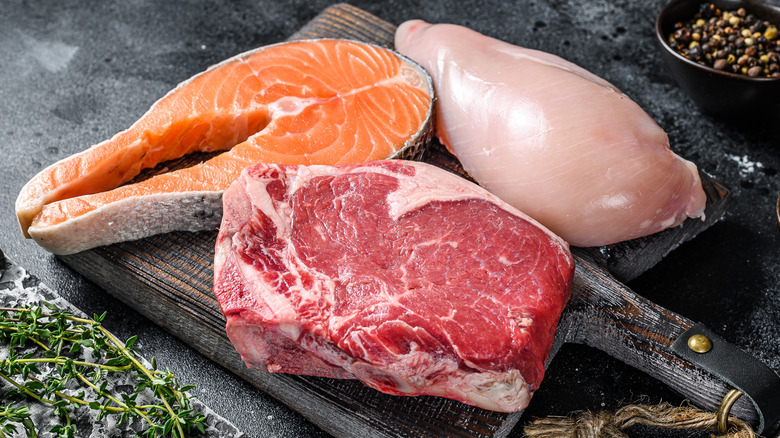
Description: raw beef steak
xmin=213 ymin=160 xmax=574 ymax=412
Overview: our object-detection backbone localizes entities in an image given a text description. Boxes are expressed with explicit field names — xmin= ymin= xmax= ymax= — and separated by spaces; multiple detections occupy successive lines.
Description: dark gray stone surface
xmin=1 ymin=1 xmax=779 ymax=437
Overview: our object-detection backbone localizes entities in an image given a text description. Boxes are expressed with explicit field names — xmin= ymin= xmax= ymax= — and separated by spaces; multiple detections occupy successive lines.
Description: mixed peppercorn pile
xmin=667 ymin=3 xmax=780 ymax=78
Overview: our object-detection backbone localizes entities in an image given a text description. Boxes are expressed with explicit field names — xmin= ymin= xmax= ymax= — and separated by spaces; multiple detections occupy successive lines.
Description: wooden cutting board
xmin=59 ymin=4 xmax=740 ymax=437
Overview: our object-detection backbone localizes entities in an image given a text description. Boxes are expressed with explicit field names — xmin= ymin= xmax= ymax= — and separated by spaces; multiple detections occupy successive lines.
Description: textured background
xmin=1 ymin=1 xmax=779 ymax=437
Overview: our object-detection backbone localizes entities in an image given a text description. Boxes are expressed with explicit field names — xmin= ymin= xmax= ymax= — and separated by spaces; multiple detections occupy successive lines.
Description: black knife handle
xmin=671 ymin=323 xmax=780 ymax=436
xmin=562 ymin=253 xmax=765 ymax=433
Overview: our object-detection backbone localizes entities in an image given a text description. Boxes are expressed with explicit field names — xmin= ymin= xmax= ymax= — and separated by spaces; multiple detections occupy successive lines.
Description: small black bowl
xmin=655 ymin=0 xmax=780 ymax=116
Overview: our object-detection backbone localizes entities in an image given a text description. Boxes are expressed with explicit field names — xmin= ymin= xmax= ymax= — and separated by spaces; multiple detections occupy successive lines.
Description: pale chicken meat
xmin=395 ymin=20 xmax=707 ymax=247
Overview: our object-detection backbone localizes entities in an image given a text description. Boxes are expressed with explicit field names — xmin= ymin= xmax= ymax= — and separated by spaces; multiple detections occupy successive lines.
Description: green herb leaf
xmin=0 ymin=304 xmax=207 ymax=437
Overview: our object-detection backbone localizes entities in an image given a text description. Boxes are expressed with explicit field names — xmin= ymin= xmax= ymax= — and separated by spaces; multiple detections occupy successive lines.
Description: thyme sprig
xmin=0 ymin=303 xmax=207 ymax=437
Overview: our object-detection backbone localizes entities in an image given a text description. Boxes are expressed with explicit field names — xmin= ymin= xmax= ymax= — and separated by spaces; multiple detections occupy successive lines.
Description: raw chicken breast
xmin=395 ymin=20 xmax=707 ymax=247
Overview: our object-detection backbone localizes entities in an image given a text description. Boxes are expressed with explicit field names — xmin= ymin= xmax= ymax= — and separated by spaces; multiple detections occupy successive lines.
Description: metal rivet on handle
xmin=688 ymin=334 xmax=713 ymax=353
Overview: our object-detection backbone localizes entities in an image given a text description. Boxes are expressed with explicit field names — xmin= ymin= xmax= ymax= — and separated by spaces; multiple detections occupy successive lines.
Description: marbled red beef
xmin=213 ymin=160 xmax=574 ymax=412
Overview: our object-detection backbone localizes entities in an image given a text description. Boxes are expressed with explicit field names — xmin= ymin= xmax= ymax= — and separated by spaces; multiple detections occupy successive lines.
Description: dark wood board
xmin=58 ymin=4 xmax=747 ymax=438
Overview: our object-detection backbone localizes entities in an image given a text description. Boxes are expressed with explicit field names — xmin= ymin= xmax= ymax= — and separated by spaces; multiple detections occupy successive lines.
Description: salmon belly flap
xmin=16 ymin=39 xmax=434 ymax=254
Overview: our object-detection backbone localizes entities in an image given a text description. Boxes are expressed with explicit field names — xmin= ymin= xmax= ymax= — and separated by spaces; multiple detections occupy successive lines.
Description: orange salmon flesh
xmin=15 ymin=39 xmax=434 ymax=254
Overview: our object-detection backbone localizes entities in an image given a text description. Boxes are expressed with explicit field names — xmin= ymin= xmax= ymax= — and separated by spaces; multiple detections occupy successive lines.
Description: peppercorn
xmin=666 ymin=3 xmax=780 ymax=78
xmin=751 ymin=21 xmax=767 ymax=33
xmin=700 ymin=2 xmax=716 ymax=19
xmin=689 ymin=44 xmax=703 ymax=60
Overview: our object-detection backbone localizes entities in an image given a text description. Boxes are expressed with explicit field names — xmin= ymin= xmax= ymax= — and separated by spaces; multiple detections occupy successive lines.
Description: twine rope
xmin=523 ymin=402 xmax=755 ymax=438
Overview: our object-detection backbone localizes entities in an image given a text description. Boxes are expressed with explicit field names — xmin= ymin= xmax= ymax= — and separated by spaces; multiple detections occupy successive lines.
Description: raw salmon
xmin=16 ymin=39 xmax=434 ymax=254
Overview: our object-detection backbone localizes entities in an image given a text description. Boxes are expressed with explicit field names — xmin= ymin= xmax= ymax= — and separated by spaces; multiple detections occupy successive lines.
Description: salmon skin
xmin=15 ymin=39 xmax=434 ymax=255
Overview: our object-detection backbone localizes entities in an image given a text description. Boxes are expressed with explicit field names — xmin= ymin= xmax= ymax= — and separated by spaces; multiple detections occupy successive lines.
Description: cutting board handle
xmin=561 ymin=252 xmax=779 ymax=433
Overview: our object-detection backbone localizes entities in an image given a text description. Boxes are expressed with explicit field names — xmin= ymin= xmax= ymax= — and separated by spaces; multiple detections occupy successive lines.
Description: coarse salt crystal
xmin=726 ymin=153 xmax=763 ymax=176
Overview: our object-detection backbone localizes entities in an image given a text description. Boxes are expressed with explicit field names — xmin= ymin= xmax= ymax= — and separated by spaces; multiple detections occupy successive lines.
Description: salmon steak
xmin=15 ymin=39 xmax=434 ymax=254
